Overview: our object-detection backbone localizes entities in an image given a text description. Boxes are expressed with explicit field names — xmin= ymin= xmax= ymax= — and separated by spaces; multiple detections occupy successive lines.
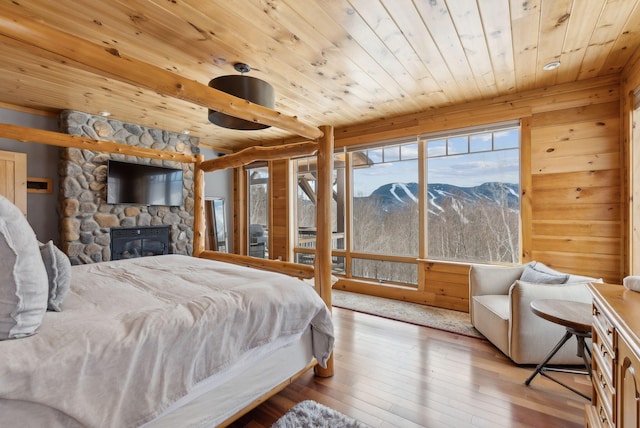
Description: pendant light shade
xmin=208 ymin=63 xmax=275 ymax=130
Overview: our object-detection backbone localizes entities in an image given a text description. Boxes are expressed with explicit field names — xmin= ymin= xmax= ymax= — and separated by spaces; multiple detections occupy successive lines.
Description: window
xmin=425 ymin=125 xmax=520 ymax=263
xmin=351 ymin=258 xmax=418 ymax=285
xmin=247 ymin=165 xmax=268 ymax=259
xmin=350 ymin=141 xmax=419 ymax=285
xmin=294 ymin=154 xmax=346 ymax=272
xmin=352 ymin=142 xmax=419 ymax=257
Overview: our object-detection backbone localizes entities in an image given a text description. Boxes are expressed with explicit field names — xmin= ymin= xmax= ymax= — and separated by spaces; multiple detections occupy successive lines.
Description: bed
xmin=0 ymin=252 xmax=333 ymax=427
xmin=0 ymin=205 xmax=336 ymax=427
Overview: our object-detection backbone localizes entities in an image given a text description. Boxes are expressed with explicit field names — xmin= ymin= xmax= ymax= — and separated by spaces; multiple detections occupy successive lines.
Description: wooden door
xmin=0 ymin=150 xmax=27 ymax=215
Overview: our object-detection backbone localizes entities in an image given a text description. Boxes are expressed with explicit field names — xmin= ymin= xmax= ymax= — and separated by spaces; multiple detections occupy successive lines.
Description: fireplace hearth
xmin=110 ymin=226 xmax=170 ymax=260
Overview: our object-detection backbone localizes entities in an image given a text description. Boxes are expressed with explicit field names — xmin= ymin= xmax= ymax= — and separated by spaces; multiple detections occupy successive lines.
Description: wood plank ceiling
xmin=0 ymin=0 xmax=638 ymax=152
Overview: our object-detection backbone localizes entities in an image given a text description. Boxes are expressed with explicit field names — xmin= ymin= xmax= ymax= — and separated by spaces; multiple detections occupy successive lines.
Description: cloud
xmin=428 ymin=152 xmax=519 ymax=186
xmin=353 ymin=147 xmax=519 ymax=195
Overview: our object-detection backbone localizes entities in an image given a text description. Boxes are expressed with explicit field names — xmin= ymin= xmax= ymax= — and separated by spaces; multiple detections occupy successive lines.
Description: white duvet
xmin=0 ymin=255 xmax=334 ymax=427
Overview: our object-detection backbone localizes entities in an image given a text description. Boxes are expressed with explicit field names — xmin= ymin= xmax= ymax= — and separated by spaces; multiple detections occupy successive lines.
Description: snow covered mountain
xmin=365 ymin=182 xmax=519 ymax=214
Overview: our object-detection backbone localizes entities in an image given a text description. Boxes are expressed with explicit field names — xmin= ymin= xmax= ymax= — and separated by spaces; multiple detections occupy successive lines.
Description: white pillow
xmin=0 ymin=195 xmax=49 ymax=339
xmin=39 ymin=240 xmax=71 ymax=311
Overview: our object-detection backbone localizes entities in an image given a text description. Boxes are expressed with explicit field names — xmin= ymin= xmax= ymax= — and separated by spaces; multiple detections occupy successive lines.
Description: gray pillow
xmin=530 ymin=261 xmax=598 ymax=284
xmin=0 ymin=195 xmax=48 ymax=339
xmin=520 ymin=264 xmax=569 ymax=284
xmin=39 ymin=240 xmax=71 ymax=311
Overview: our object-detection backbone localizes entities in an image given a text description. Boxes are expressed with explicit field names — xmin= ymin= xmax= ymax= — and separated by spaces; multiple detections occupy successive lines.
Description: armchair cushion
xmin=471 ymin=295 xmax=510 ymax=357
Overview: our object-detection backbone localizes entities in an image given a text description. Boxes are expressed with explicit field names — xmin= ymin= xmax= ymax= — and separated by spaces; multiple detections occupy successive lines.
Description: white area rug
xmin=332 ymin=289 xmax=484 ymax=339
xmin=272 ymin=400 xmax=368 ymax=428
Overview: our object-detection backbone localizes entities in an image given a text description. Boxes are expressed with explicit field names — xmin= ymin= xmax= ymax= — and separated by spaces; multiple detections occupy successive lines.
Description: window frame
xmin=292 ymin=120 xmax=521 ymax=286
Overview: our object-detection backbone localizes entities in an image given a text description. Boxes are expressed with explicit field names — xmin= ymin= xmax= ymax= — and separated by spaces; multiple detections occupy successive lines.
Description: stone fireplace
xmin=58 ymin=110 xmax=199 ymax=265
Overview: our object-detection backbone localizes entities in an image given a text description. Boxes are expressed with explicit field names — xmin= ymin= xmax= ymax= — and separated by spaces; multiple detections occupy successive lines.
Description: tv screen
xmin=107 ymin=160 xmax=183 ymax=206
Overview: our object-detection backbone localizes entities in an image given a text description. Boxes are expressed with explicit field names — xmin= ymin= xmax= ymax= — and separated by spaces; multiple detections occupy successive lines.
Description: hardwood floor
xmin=228 ymin=307 xmax=590 ymax=427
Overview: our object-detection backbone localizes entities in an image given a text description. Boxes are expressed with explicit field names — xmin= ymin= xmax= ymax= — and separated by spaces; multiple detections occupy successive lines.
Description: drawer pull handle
xmin=593 ymin=307 xmax=599 ymax=316
xmin=599 ymin=373 xmax=607 ymax=388
xmin=599 ymin=406 xmax=607 ymax=423
xmin=600 ymin=344 xmax=608 ymax=356
xmin=606 ymin=328 xmax=613 ymax=336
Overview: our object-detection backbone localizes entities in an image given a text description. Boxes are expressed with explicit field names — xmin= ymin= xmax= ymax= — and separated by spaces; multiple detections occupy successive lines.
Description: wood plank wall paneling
xmin=270 ymin=160 xmax=290 ymax=261
xmin=529 ymin=98 xmax=621 ymax=283
xmin=331 ymin=76 xmax=620 ymax=148
xmin=422 ymin=261 xmax=471 ymax=312
xmin=324 ymin=76 xmax=624 ymax=311
xmin=622 ymin=47 xmax=640 ymax=276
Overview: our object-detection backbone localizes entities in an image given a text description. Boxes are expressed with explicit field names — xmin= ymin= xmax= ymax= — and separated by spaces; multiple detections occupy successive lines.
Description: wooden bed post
xmin=192 ymin=154 xmax=206 ymax=257
xmin=315 ymin=125 xmax=334 ymax=378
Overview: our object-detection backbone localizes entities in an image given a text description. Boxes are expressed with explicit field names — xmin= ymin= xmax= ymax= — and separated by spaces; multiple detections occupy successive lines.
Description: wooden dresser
xmin=586 ymin=283 xmax=640 ymax=428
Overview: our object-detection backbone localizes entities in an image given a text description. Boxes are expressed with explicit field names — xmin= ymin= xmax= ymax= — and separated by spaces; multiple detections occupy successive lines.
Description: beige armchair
xmin=469 ymin=262 xmax=599 ymax=365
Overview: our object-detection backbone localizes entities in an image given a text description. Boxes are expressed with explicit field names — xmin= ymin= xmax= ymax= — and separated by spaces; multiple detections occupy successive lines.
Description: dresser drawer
xmin=593 ymin=324 xmax=615 ymax=384
xmin=592 ymin=301 xmax=614 ymax=351
xmin=591 ymin=393 xmax=615 ymax=428
xmin=593 ymin=343 xmax=615 ymax=394
xmin=585 ymin=404 xmax=601 ymax=428
xmin=592 ymin=356 xmax=614 ymax=425
xmin=586 ymin=403 xmax=614 ymax=428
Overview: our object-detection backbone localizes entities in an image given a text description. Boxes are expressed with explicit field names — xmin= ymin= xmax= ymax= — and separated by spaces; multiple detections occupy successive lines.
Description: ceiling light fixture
xmin=207 ymin=63 xmax=274 ymax=130
xmin=543 ymin=61 xmax=561 ymax=71
xmin=98 ymin=110 xmax=111 ymax=117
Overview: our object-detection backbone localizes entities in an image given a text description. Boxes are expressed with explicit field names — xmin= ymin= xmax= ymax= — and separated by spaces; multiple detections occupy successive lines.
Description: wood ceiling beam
xmin=0 ymin=122 xmax=196 ymax=162
xmin=0 ymin=7 xmax=323 ymax=141
xmin=200 ymin=141 xmax=318 ymax=172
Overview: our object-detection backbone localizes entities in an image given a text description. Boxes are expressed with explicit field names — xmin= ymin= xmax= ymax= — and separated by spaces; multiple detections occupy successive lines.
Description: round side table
xmin=524 ymin=299 xmax=592 ymax=400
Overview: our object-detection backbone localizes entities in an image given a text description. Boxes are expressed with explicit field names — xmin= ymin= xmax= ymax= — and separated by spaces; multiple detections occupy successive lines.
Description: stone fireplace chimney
xmin=59 ymin=110 xmax=198 ymax=265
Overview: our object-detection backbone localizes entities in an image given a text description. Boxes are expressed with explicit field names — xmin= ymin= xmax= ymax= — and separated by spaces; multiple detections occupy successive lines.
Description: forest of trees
xmin=426 ymin=187 xmax=519 ymax=264
xmin=253 ymin=180 xmax=520 ymax=285
xmin=350 ymin=182 xmax=518 ymax=284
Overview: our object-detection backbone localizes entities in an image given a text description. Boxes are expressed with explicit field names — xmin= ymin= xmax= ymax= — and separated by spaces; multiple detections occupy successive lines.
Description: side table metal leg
xmin=577 ymin=335 xmax=592 ymax=379
xmin=525 ymin=330 xmax=573 ymax=386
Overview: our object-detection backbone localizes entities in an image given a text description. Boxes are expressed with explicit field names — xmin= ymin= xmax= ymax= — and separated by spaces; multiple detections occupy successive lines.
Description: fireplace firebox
xmin=110 ymin=226 xmax=170 ymax=260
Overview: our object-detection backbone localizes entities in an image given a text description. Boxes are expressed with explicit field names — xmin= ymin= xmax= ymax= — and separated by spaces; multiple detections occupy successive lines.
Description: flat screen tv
xmin=107 ymin=160 xmax=183 ymax=206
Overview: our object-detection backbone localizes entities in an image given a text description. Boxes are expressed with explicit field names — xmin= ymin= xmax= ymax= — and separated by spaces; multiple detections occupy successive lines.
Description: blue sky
xmin=352 ymin=129 xmax=520 ymax=196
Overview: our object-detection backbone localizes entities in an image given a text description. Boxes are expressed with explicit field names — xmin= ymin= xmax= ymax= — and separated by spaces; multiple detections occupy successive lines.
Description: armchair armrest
xmin=508 ymin=280 xmax=593 ymax=363
xmin=510 ymin=280 xmax=593 ymax=305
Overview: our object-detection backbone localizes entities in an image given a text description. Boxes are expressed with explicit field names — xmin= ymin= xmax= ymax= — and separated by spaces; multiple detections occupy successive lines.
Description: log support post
xmin=314 ymin=125 xmax=335 ymax=378
xmin=192 ymin=154 xmax=206 ymax=257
